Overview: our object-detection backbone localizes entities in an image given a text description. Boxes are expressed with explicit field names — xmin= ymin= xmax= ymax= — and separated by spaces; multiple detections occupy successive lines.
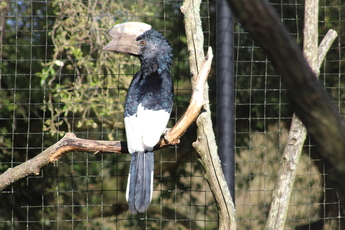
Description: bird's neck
xmin=140 ymin=49 xmax=172 ymax=76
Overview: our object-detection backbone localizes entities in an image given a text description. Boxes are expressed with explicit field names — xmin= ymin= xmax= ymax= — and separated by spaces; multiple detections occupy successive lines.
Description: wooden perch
xmin=0 ymin=48 xmax=213 ymax=191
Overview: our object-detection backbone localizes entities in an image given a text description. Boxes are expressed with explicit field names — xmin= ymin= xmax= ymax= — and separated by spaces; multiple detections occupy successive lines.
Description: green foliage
xmin=36 ymin=0 xmax=133 ymax=139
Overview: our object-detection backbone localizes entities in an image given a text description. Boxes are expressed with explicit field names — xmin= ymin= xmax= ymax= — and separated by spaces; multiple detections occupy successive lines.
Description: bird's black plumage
xmin=104 ymin=22 xmax=174 ymax=214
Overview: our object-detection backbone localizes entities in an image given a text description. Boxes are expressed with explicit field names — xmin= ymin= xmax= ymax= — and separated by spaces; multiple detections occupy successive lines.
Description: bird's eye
xmin=139 ymin=40 xmax=146 ymax=46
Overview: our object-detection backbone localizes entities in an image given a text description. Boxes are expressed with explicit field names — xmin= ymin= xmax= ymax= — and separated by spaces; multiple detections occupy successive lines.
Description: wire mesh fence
xmin=0 ymin=0 xmax=344 ymax=229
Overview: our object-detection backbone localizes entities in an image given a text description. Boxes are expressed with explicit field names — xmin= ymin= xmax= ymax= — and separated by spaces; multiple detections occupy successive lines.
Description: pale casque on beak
xmin=103 ymin=22 xmax=152 ymax=55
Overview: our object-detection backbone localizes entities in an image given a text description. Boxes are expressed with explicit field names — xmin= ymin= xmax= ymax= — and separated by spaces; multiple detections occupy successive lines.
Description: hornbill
xmin=103 ymin=22 xmax=174 ymax=214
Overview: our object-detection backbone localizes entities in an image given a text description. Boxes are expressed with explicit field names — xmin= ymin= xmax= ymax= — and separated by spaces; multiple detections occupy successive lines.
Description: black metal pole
xmin=216 ymin=0 xmax=235 ymax=203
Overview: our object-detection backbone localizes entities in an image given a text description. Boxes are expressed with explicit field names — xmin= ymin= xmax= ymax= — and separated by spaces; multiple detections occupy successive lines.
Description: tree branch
xmin=181 ymin=0 xmax=236 ymax=229
xmin=318 ymin=29 xmax=338 ymax=69
xmin=267 ymin=28 xmax=338 ymax=227
xmin=159 ymin=48 xmax=213 ymax=146
xmin=0 ymin=49 xmax=213 ymax=191
xmin=266 ymin=1 xmax=320 ymax=228
xmin=266 ymin=0 xmax=338 ymax=226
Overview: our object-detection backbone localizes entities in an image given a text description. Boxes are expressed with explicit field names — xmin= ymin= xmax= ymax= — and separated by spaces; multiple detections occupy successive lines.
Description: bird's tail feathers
xmin=126 ymin=151 xmax=154 ymax=214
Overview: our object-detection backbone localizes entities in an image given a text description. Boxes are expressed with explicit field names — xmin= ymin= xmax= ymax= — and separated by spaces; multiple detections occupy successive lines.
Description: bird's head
xmin=103 ymin=22 xmax=172 ymax=63
xmin=103 ymin=22 xmax=152 ymax=55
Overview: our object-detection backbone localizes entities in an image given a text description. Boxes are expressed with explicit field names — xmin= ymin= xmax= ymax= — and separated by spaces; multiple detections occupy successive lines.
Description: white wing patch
xmin=124 ymin=103 xmax=171 ymax=153
xmin=137 ymin=104 xmax=170 ymax=148
xmin=125 ymin=114 xmax=144 ymax=153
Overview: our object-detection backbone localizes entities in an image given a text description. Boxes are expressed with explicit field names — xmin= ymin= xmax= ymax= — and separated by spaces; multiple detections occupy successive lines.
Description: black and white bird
xmin=103 ymin=22 xmax=174 ymax=214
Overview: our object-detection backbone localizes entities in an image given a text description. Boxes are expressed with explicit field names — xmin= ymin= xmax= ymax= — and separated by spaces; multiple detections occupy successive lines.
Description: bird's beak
xmin=103 ymin=22 xmax=152 ymax=55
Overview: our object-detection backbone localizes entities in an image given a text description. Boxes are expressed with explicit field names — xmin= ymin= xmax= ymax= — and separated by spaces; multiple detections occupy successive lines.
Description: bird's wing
xmin=125 ymin=114 xmax=144 ymax=153
xmin=137 ymin=104 xmax=171 ymax=148
xmin=124 ymin=71 xmax=145 ymax=153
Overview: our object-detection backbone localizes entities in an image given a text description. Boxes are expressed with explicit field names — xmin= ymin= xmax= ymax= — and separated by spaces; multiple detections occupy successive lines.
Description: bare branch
xmin=0 ymin=133 xmax=124 ymax=190
xmin=265 ymin=1 xmax=320 ymax=228
xmin=181 ymin=0 xmax=236 ymax=229
xmin=161 ymin=48 xmax=213 ymax=145
xmin=318 ymin=29 xmax=338 ymax=69
xmin=249 ymin=0 xmax=338 ymax=229
xmin=266 ymin=27 xmax=338 ymax=230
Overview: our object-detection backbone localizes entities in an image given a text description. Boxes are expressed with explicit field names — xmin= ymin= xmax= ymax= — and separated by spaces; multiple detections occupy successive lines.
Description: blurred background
xmin=0 ymin=0 xmax=344 ymax=229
